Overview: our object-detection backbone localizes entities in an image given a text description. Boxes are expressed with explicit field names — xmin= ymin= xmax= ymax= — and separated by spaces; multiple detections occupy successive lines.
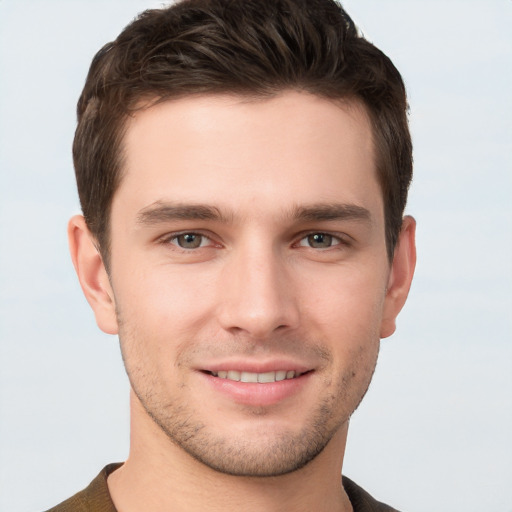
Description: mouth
xmin=204 ymin=369 xmax=309 ymax=383
xmin=200 ymin=367 xmax=314 ymax=406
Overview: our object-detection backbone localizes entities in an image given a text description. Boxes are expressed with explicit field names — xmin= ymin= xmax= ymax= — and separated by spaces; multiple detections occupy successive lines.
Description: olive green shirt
xmin=45 ymin=464 xmax=399 ymax=512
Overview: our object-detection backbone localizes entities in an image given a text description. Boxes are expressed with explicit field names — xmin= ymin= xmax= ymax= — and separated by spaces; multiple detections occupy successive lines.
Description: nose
xmin=217 ymin=242 xmax=300 ymax=338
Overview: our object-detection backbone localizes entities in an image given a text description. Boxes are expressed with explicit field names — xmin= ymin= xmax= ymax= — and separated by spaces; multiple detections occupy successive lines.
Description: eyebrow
xmin=136 ymin=202 xmax=230 ymax=225
xmin=292 ymin=203 xmax=372 ymax=223
xmin=136 ymin=201 xmax=371 ymax=226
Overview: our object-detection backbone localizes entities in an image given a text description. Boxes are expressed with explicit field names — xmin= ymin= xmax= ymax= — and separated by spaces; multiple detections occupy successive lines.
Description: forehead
xmin=115 ymin=91 xmax=381 ymax=222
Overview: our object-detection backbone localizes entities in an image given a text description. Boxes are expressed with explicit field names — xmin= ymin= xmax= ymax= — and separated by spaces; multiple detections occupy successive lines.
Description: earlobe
xmin=68 ymin=215 xmax=119 ymax=335
xmin=380 ymin=216 xmax=417 ymax=339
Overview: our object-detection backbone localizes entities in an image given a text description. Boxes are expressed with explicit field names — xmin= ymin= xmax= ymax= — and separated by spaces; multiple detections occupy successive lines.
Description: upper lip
xmin=198 ymin=359 xmax=313 ymax=374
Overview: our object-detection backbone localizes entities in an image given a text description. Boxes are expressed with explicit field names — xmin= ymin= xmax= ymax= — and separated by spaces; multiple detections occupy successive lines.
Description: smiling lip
xmin=207 ymin=369 xmax=303 ymax=383
xmin=199 ymin=361 xmax=313 ymax=406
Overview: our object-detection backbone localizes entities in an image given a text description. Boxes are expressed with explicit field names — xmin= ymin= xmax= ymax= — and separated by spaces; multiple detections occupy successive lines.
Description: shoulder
xmin=343 ymin=476 xmax=400 ymax=512
xmin=43 ymin=464 xmax=121 ymax=512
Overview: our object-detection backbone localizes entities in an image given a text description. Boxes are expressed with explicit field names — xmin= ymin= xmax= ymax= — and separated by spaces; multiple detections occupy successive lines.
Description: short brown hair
xmin=73 ymin=0 xmax=412 ymax=267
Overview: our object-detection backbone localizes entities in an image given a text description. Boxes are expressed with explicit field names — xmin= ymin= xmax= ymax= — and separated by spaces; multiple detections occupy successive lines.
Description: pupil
xmin=309 ymin=233 xmax=331 ymax=248
xmin=179 ymin=234 xmax=201 ymax=248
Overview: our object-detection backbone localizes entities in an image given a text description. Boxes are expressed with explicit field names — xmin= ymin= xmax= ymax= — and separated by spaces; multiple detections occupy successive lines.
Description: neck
xmin=108 ymin=392 xmax=353 ymax=512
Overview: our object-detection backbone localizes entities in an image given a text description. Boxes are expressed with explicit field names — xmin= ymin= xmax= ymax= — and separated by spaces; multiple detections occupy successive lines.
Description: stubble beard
xmin=133 ymin=380 xmax=349 ymax=477
xmin=118 ymin=320 xmax=379 ymax=478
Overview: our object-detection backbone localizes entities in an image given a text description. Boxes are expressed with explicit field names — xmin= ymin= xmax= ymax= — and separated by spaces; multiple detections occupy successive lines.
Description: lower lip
xmin=200 ymin=372 xmax=312 ymax=407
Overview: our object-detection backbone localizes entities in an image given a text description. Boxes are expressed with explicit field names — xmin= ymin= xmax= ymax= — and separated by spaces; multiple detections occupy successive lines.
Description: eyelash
xmin=159 ymin=231 xmax=350 ymax=251
xmin=295 ymin=232 xmax=348 ymax=249
xmin=160 ymin=231 xmax=218 ymax=250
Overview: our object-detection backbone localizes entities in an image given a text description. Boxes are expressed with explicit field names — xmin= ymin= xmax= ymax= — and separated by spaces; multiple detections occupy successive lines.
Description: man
xmin=48 ymin=0 xmax=416 ymax=510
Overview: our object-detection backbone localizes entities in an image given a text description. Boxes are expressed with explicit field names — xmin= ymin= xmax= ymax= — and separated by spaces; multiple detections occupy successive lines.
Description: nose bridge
xmin=217 ymin=236 xmax=299 ymax=337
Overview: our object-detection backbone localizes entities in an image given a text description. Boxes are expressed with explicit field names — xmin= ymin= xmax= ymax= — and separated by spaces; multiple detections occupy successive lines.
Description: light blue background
xmin=1 ymin=1 xmax=511 ymax=511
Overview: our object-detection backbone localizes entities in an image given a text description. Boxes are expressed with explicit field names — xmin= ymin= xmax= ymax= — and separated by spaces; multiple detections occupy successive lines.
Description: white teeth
xmin=211 ymin=370 xmax=300 ymax=383
xmin=227 ymin=370 xmax=241 ymax=381
xmin=275 ymin=370 xmax=287 ymax=381
xmin=258 ymin=371 xmax=276 ymax=383
xmin=241 ymin=371 xmax=258 ymax=383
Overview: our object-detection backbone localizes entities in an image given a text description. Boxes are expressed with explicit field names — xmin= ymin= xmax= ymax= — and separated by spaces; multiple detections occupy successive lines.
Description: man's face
xmin=101 ymin=92 xmax=401 ymax=476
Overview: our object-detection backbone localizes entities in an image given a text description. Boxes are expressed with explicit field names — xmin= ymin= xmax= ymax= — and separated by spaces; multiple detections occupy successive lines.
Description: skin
xmin=69 ymin=91 xmax=416 ymax=512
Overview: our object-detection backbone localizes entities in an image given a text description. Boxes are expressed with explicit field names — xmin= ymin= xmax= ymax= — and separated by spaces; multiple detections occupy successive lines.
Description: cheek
xmin=301 ymin=265 xmax=385 ymax=387
xmin=112 ymin=263 xmax=222 ymax=372
xmin=302 ymin=263 xmax=388 ymax=336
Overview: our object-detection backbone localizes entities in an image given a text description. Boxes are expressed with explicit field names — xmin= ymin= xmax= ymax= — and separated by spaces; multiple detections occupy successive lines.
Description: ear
xmin=380 ymin=215 xmax=416 ymax=338
xmin=68 ymin=215 xmax=119 ymax=335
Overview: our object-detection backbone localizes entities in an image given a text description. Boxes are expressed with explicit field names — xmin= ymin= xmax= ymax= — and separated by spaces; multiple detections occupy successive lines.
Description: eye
xmin=169 ymin=233 xmax=210 ymax=249
xmin=298 ymin=233 xmax=342 ymax=249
